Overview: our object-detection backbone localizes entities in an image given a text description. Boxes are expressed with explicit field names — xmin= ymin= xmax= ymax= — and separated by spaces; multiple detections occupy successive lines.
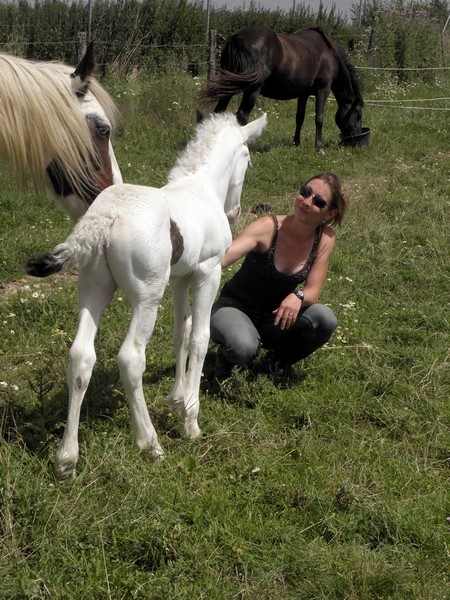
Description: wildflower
xmin=53 ymin=328 xmax=67 ymax=336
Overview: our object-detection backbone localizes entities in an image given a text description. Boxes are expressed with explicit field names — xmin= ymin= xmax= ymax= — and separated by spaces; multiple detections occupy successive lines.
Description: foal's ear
xmin=196 ymin=109 xmax=205 ymax=124
xmin=241 ymin=113 xmax=267 ymax=142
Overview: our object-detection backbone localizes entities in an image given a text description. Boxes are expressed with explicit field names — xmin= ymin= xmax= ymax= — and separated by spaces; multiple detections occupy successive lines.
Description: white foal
xmin=26 ymin=112 xmax=267 ymax=478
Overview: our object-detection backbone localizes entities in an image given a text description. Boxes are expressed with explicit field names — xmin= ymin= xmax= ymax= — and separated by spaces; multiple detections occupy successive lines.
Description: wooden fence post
xmin=76 ymin=32 xmax=87 ymax=63
xmin=207 ymin=29 xmax=217 ymax=80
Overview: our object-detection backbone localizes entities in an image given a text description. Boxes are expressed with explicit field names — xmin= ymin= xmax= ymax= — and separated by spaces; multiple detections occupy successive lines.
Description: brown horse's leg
xmin=314 ymin=88 xmax=331 ymax=153
xmin=294 ymin=96 xmax=308 ymax=146
xmin=236 ymin=87 xmax=261 ymax=126
xmin=214 ymin=97 xmax=232 ymax=113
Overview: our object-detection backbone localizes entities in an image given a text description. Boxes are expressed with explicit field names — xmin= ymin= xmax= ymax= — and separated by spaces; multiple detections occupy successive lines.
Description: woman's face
xmin=295 ymin=178 xmax=336 ymax=223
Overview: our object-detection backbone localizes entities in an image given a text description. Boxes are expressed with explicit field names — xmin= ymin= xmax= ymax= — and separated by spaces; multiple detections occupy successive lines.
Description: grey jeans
xmin=210 ymin=296 xmax=337 ymax=367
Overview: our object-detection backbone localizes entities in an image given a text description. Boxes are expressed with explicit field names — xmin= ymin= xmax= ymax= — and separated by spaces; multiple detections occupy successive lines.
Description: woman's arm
xmin=221 ymin=216 xmax=278 ymax=268
xmin=301 ymin=228 xmax=336 ymax=305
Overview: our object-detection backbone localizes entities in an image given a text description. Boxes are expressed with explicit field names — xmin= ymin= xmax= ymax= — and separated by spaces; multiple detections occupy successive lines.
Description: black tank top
xmin=221 ymin=215 xmax=323 ymax=313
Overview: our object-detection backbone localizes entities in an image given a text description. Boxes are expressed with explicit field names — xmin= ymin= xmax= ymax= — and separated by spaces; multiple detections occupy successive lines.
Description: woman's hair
xmin=307 ymin=172 xmax=349 ymax=227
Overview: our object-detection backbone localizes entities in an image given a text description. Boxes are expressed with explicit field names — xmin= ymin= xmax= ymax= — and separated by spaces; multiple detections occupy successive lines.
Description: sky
xmin=205 ymin=0 xmax=355 ymax=19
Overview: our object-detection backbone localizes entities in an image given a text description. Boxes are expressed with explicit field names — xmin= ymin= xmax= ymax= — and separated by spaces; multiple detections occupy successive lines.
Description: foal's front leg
xmin=180 ymin=267 xmax=222 ymax=439
xmin=55 ymin=261 xmax=116 ymax=479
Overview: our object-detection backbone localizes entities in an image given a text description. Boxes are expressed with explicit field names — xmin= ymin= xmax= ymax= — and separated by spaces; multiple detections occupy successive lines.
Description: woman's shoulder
xmin=321 ymin=223 xmax=336 ymax=240
xmin=317 ymin=224 xmax=336 ymax=252
xmin=247 ymin=214 xmax=284 ymax=233
xmin=238 ymin=214 xmax=285 ymax=253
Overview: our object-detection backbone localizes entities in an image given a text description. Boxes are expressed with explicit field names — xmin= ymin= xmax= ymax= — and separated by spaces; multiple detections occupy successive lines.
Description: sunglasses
xmin=299 ymin=185 xmax=328 ymax=209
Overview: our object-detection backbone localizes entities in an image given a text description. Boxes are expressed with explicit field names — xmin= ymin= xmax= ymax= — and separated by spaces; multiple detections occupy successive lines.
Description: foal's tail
xmin=25 ymin=212 xmax=116 ymax=277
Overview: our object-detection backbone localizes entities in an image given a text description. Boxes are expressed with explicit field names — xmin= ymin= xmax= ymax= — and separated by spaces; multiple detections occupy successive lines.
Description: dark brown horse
xmin=200 ymin=26 xmax=365 ymax=151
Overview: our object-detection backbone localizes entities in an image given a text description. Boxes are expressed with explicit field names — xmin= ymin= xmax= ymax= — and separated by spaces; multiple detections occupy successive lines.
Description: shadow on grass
xmin=0 ymin=360 xmax=183 ymax=454
xmin=2 ymin=348 xmax=311 ymax=455
xmin=200 ymin=348 xmax=309 ymax=407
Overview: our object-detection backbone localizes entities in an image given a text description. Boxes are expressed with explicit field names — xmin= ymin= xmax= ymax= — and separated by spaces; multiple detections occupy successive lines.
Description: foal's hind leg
xmin=55 ymin=258 xmax=117 ymax=479
xmin=116 ymin=286 xmax=167 ymax=460
xmin=166 ymin=278 xmax=191 ymax=417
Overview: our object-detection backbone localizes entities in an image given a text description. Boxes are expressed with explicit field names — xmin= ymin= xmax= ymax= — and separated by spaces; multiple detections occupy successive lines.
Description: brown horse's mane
xmin=304 ymin=27 xmax=364 ymax=106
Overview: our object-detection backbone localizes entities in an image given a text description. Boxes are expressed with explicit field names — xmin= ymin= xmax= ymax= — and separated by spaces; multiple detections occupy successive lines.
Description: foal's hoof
xmin=138 ymin=440 xmax=165 ymax=463
xmin=54 ymin=462 xmax=76 ymax=480
xmin=152 ymin=447 xmax=165 ymax=462
xmin=182 ymin=422 xmax=202 ymax=440
xmin=54 ymin=449 xmax=77 ymax=480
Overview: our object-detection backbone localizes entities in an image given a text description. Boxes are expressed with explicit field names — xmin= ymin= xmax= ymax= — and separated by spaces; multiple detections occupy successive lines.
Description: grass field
xmin=1 ymin=68 xmax=449 ymax=598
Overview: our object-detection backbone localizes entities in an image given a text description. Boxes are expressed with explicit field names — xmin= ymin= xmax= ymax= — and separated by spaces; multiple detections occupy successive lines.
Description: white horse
xmin=26 ymin=112 xmax=267 ymax=478
xmin=0 ymin=43 xmax=122 ymax=222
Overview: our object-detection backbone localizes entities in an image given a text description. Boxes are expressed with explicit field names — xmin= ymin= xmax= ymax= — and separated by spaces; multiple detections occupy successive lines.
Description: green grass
xmin=1 ymin=70 xmax=449 ymax=599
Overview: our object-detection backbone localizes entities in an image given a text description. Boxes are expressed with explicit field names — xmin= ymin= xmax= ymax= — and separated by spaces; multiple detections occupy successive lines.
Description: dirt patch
xmin=0 ymin=272 xmax=78 ymax=301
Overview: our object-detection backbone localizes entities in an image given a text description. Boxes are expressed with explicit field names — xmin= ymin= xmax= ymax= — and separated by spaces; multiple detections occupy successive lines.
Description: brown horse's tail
xmin=198 ymin=35 xmax=264 ymax=106
xmin=199 ymin=69 xmax=262 ymax=105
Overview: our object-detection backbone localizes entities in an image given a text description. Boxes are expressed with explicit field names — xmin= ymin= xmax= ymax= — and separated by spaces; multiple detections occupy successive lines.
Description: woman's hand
xmin=273 ymin=293 xmax=303 ymax=330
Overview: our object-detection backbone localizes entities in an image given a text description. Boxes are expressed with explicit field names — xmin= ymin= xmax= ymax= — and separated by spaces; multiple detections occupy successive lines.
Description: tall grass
xmin=0 ymin=68 xmax=449 ymax=598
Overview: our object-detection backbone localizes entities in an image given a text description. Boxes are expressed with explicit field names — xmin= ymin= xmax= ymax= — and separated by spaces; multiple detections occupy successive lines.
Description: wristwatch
xmin=294 ymin=289 xmax=305 ymax=302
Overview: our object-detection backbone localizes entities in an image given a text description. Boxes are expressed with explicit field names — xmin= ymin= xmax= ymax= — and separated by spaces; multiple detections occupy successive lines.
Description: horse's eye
xmin=97 ymin=125 xmax=110 ymax=138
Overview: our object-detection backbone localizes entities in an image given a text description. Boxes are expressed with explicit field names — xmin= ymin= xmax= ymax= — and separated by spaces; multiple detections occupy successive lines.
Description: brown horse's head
xmin=332 ymin=46 xmax=366 ymax=143
xmin=335 ymin=97 xmax=363 ymax=138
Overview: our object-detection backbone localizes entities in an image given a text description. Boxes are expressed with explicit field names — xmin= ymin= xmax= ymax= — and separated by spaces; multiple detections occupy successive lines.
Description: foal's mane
xmin=167 ymin=113 xmax=238 ymax=182
xmin=0 ymin=53 xmax=117 ymax=196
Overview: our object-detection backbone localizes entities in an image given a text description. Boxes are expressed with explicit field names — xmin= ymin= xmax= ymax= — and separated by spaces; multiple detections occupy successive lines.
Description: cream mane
xmin=0 ymin=53 xmax=116 ymax=197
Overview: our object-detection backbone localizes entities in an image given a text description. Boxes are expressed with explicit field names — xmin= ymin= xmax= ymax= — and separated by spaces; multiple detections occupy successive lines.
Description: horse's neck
xmin=206 ymin=160 xmax=233 ymax=204
xmin=332 ymin=52 xmax=356 ymax=105
xmin=331 ymin=78 xmax=354 ymax=105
